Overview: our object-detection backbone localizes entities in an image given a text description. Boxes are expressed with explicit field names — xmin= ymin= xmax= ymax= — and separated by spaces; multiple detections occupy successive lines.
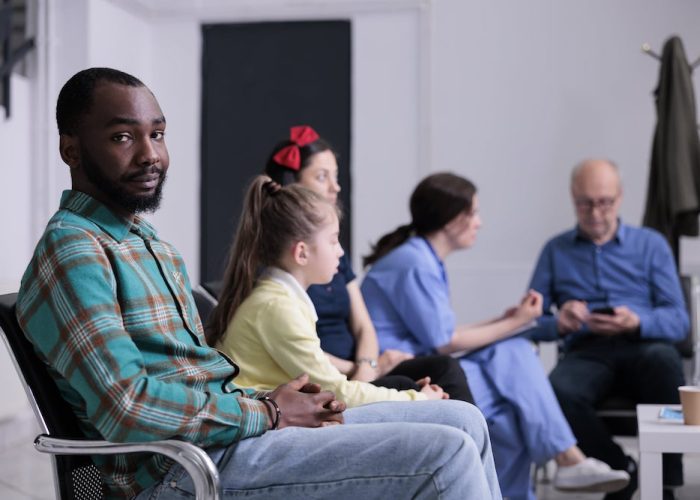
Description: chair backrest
xmin=192 ymin=285 xmax=218 ymax=325
xmin=0 ymin=293 xmax=104 ymax=499
xmin=202 ymin=280 xmax=223 ymax=300
xmin=678 ymin=275 xmax=699 ymax=359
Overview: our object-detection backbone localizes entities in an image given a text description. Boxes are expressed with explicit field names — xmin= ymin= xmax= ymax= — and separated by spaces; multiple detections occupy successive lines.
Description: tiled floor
xmin=0 ymin=411 xmax=698 ymax=499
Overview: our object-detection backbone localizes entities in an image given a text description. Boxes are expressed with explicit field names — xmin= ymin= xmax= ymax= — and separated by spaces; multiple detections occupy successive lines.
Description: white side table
xmin=637 ymin=404 xmax=700 ymax=500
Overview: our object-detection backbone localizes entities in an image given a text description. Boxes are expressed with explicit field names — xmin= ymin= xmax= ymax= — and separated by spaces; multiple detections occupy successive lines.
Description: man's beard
xmin=81 ymin=148 xmax=166 ymax=214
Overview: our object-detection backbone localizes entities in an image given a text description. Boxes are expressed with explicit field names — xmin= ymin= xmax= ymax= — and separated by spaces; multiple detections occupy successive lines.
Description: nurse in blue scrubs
xmin=361 ymin=172 xmax=630 ymax=500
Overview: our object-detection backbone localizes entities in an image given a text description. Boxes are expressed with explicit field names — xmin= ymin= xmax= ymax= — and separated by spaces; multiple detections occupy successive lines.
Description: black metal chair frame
xmin=192 ymin=285 xmax=219 ymax=326
xmin=202 ymin=281 xmax=223 ymax=301
xmin=0 ymin=292 xmax=221 ymax=500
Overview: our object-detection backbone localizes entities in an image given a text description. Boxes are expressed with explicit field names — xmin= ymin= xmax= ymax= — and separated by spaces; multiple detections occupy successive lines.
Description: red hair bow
xmin=273 ymin=125 xmax=320 ymax=170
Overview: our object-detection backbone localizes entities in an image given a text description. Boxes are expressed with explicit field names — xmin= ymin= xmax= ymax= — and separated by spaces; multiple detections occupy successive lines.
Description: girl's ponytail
xmin=206 ymin=176 xmax=269 ymax=345
xmin=206 ymin=175 xmax=337 ymax=345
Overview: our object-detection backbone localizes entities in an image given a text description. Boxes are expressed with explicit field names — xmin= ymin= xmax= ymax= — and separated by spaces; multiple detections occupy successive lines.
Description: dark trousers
xmin=371 ymin=354 xmax=474 ymax=404
xmin=549 ymin=337 xmax=685 ymax=487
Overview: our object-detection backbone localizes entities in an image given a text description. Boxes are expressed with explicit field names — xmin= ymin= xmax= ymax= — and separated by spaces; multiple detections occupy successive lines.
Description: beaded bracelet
xmin=260 ymin=396 xmax=281 ymax=430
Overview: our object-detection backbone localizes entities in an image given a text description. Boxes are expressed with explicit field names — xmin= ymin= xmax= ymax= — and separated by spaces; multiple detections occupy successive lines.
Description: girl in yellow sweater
xmin=208 ymin=175 xmax=446 ymax=406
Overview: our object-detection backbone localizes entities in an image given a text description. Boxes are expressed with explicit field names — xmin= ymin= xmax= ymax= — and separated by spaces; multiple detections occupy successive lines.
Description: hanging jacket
xmin=642 ymin=35 xmax=700 ymax=258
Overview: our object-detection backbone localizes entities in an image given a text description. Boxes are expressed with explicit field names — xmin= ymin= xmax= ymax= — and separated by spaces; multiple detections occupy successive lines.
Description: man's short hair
xmin=56 ymin=67 xmax=144 ymax=136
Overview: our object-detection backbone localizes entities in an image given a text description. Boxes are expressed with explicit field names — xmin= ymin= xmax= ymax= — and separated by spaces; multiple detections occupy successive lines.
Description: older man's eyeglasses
xmin=574 ymin=196 xmax=618 ymax=212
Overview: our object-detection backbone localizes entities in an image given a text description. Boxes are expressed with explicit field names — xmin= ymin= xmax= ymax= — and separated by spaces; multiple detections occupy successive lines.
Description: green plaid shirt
xmin=17 ymin=190 xmax=270 ymax=498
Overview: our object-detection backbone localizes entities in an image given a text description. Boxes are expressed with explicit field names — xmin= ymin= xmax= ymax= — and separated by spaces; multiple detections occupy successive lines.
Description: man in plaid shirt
xmin=16 ymin=67 xmax=501 ymax=499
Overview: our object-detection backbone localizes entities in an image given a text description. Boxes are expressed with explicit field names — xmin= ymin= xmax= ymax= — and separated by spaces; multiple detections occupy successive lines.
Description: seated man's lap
xmin=623 ymin=341 xmax=684 ymax=402
xmin=550 ymin=338 xmax=684 ymax=405
xmin=141 ymin=401 xmax=492 ymax=499
xmin=142 ymin=423 xmax=463 ymax=499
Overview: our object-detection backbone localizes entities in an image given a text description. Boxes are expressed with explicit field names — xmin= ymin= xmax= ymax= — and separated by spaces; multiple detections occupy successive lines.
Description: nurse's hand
xmin=512 ymin=290 xmax=543 ymax=323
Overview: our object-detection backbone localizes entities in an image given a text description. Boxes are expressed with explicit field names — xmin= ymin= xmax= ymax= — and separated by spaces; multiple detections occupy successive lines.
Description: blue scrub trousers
xmin=460 ymin=337 xmax=576 ymax=500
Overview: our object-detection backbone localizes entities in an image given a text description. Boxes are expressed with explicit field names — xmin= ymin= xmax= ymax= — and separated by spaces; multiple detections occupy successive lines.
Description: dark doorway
xmin=200 ymin=21 xmax=352 ymax=283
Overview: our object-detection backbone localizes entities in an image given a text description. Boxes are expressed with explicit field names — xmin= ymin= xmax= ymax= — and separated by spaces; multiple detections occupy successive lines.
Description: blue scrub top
xmin=361 ymin=237 xmax=456 ymax=356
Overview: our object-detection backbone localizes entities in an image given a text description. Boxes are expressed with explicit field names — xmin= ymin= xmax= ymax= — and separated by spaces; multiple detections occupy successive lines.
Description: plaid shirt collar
xmin=59 ymin=190 xmax=158 ymax=242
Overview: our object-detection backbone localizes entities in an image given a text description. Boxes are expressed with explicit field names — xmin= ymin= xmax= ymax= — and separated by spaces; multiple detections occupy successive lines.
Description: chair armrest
xmin=34 ymin=435 xmax=220 ymax=500
xmin=681 ymin=274 xmax=700 ymax=385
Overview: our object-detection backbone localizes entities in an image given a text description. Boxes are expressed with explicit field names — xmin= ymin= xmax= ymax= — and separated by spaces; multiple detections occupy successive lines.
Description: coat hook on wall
xmin=691 ymin=55 xmax=700 ymax=70
xmin=641 ymin=42 xmax=661 ymax=61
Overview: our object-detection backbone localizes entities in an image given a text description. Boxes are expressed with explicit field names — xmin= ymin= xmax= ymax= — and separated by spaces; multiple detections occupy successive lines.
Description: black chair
xmin=0 ymin=293 xmax=221 ymax=500
xmin=192 ymin=285 xmax=219 ymax=325
xmin=595 ymin=274 xmax=700 ymax=435
xmin=202 ymin=281 xmax=223 ymax=300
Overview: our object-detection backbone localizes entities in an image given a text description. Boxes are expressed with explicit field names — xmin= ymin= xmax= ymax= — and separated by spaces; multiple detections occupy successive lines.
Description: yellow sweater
xmin=217 ymin=268 xmax=425 ymax=407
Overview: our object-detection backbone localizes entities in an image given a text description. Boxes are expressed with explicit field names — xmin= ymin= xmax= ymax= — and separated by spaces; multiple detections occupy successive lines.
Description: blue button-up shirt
xmin=527 ymin=222 xmax=689 ymax=349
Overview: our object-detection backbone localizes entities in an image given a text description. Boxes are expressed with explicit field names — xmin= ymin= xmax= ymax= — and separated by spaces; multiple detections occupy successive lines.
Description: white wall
xmin=0 ymin=75 xmax=35 ymax=420
xmin=352 ymin=10 xmax=423 ymax=269
xmin=0 ymin=76 xmax=32 ymax=294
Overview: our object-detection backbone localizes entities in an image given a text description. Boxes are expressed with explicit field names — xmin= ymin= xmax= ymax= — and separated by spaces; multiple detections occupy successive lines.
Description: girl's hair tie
xmin=263 ymin=180 xmax=282 ymax=195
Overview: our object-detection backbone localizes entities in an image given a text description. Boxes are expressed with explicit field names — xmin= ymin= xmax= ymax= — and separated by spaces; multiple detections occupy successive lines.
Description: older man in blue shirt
xmin=528 ymin=159 xmax=688 ymax=500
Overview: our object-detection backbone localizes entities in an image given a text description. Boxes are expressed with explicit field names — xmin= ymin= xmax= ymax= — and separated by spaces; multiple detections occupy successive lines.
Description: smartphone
xmin=658 ymin=407 xmax=683 ymax=422
xmin=591 ymin=306 xmax=615 ymax=315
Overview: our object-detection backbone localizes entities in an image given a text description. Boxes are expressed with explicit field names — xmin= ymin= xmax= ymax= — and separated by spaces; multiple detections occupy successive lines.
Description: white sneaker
xmin=553 ymin=457 xmax=630 ymax=493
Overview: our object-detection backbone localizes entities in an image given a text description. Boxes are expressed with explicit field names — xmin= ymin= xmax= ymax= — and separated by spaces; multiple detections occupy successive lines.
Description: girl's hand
xmin=416 ymin=377 xmax=448 ymax=400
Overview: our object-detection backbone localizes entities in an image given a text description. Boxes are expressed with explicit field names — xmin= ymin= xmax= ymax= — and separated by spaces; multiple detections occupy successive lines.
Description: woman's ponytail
xmin=362 ymin=224 xmax=414 ymax=268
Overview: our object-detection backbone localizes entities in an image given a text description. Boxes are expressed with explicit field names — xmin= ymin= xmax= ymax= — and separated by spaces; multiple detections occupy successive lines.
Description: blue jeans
xmin=137 ymin=400 xmax=501 ymax=499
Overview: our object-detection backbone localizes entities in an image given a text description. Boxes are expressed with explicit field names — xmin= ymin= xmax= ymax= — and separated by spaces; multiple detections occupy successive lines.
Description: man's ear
xmin=59 ymin=134 xmax=80 ymax=170
xmin=291 ymin=241 xmax=309 ymax=266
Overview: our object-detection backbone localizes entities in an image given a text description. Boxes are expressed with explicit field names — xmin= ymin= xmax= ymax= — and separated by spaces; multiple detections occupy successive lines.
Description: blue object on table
xmin=658 ymin=406 xmax=684 ymax=421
